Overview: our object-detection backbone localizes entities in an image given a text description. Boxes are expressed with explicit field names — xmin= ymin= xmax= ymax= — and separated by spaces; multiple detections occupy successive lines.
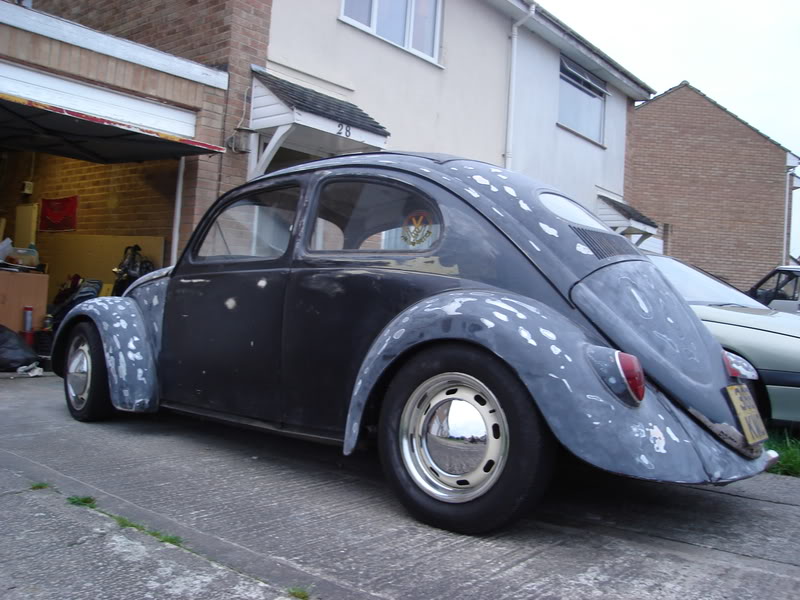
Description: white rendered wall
xmin=510 ymin=31 xmax=629 ymax=212
xmin=267 ymin=0 xmax=509 ymax=165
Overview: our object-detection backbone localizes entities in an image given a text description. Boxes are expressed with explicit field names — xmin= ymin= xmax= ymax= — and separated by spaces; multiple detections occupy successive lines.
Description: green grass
xmin=67 ymin=495 xmax=97 ymax=508
xmin=148 ymin=530 xmax=184 ymax=546
xmin=30 ymin=482 xmax=50 ymax=490
xmin=112 ymin=515 xmax=147 ymax=532
xmin=766 ymin=429 xmax=800 ymax=477
xmin=287 ymin=587 xmax=311 ymax=600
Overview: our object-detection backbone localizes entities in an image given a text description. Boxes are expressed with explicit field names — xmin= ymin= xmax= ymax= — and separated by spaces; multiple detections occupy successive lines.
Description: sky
xmin=538 ymin=0 xmax=800 ymax=256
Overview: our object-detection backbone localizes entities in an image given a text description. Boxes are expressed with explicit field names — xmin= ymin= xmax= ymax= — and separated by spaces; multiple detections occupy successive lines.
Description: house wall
xmin=626 ymin=85 xmax=788 ymax=290
xmin=511 ymin=31 xmax=630 ymax=211
xmin=267 ymin=0 xmax=509 ymax=165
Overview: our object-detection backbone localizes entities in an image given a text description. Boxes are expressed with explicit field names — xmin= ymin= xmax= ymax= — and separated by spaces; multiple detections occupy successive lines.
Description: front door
xmin=160 ymin=182 xmax=302 ymax=422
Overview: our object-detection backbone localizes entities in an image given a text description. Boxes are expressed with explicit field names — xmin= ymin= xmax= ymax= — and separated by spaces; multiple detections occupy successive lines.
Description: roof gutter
xmin=504 ymin=2 xmax=537 ymax=170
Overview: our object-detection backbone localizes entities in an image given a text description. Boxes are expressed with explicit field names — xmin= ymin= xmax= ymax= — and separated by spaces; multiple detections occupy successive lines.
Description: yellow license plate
xmin=727 ymin=384 xmax=768 ymax=445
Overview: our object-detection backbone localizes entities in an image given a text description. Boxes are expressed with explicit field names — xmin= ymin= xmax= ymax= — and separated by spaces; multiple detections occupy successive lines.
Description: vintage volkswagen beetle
xmin=52 ymin=152 xmax=777 ymax=533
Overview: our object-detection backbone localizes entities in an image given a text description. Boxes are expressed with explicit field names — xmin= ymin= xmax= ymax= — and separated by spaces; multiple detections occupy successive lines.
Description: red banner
xmin=39 ymin=196 xmax=78 ymax=231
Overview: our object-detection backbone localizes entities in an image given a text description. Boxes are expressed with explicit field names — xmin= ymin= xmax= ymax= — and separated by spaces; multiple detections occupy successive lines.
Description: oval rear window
xmin=539 ymin=193 xmax=610 ymax=230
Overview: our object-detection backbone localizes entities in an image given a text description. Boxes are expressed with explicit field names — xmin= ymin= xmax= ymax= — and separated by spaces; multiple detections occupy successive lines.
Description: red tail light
xmin=616 ymin=352 xmax=645 ymax=404
xmin=722 ymin=351 xmax=740 ymax=377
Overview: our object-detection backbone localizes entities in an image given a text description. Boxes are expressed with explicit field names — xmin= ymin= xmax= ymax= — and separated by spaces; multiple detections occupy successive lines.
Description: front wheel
xmin=64 ymin=322 xmax=113 ymax=421
xmin=378 ymin=343 xmax=554 ymax=534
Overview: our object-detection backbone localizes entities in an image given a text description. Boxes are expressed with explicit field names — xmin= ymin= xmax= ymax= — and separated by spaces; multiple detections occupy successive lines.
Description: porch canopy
xmin=247 ymin=66 xmax=389 ymax=180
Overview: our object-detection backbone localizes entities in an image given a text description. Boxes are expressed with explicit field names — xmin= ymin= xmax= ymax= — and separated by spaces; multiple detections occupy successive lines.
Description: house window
xmin=558 ymin=56 xmax=607 ymax=143
xmin=342 ymin=0 xmax=442 ymax=60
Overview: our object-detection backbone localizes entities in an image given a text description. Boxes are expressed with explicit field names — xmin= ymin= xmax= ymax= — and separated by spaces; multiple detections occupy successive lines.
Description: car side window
xmin=776 ymin=273 xmax=800 ymax=301
xmin=309 ymin=180 xmax=441 ymax=252
xmin=197 ymin=187 xmax=300 ymax=260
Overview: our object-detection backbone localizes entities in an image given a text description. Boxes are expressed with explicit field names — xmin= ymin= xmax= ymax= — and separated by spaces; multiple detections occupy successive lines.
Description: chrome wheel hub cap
xmin=66 ymin=336 xmax=92 ymax=411
xmin=399 ymin=373 xmax=509 ymax=503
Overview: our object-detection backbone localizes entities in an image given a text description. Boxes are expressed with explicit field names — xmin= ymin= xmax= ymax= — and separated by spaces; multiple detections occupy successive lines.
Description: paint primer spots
xmin=486 ymin=299 xmax=525 ymax=319
xmin=666 ymin=427 xmax=680 ymax=443
xmin=576 ymin=243 xmax=593 ymax=255
xmin=225 ymin=298 xmax=237 ymax=310
xmin=539 ymin=223 xmax=558 ymax=237
xmin=392 ymin=329 xmax=406 ymax=340
xmin=562 ymin=378 xmax=572 ymax=392
xmin=492 ymin=207 xmax=504 ymax=217
xmin=518 ymin=327 xmax=537 ymax=346
xmin=519 ymin=200 xmax=531 ymax=212
xmin=472 ymin=175 xmax=490 ymax=186
xmin=257 ymin=278 xmax=268 ymax=288
xmin=464 ymin=187 xmax=480 ymax=198
xmin=492 ymin=311 xmax=509 ymax=322
xmin=637 ymin=454 xmax=655 ymax=469
xmin=480 ymin=318 xmax=495 ymax=329
xmin=630 ymin=287 xmax=650 ymax=315
xmin=529 ymin=240 xmax=541 ymax=251
xmin=539 ymin=328 xmax=556 ymax=341
xmin=503 ymin=186 xmax=517 ymax=197
xmin=550 ymin=345 xmax=562 ymax=356
xmin=646 ymin=425 xmax=667 ymax=453
xmin=424 ymin=297 xmax=477 ymax=316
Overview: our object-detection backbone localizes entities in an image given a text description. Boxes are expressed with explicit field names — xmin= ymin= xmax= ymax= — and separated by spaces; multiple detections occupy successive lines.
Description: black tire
xmin=63 ymin=322 xmax=114 ymax=421
xmin=378 ymin=343 xmax=554 ymax=534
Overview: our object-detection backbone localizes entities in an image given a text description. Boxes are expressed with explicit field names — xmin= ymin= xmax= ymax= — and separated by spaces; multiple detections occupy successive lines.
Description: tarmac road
xmin=1 ymin=375 xmax=799 ymax=599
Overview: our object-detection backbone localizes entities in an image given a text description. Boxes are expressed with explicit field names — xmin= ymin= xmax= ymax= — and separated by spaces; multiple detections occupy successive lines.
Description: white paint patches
xmin=441 ymin=175 xmax=452 ymax=181
xmin=539 ymin=222 xmax=559 ymax=237
xmin=492 ymin=311 xmax=509 ymax=322
xmin=666 ymin=427 xmax=680 ymax=443
xmin=576 ymin=243 xmax=593 ymax=255
xmin=179 ymin=279 xmax=209 ymax=284
xmin=637 ymin=454 xmax=655 ymax=469
xmin=392 ymin=329 xmax=406 ymax=340
xmin=503 ymin=298 xmax=541 ymax=315
xmin=480 ymin=318 xmax=495 ymax=329
xmin=593 ymin=422 xmax=601 ymax=425
xmin=152 ymin=295 xmax=159 ymax=306
xmin=472 ymin=175 xmax=490 ymax=186
xmin=424 ymin=297 xmax=477 ymax=316
xmin=420 ymin=167 xmax=431 ymax=173
xmin=402 ymin=317 xmax=410 ymax=323
xmin=118 ymin=352 xmax=127 ymax=380
xmin=666 ymin=317 xmax=675 ymax=324
xmin=497 ymin=174 xmax=508 ymax=180
xmin=609 ymin=376 xmax=618 ymax=384
xmin=519 ymin=200 xmax=531 ymax=212
xmin=464 ymin=166 xmax=475 ymax=170
xmin=127 ymin=337 xmax=139 ymax=350
xmin=486 ymin=299 xmax=526 ymax=318
xmin=137 ymin=369 xmax=146 ymax=383
xmin=492 ymin=207 xmax=504 ymax=217
xmin=464 ymin=187 xmax=480 ymax=198
xmin=450 ymin=167 xmax=459 ymax=171
xmin=565 ymin=355 xmax=572 ymax=362
xmin=647 ymin=425 xmax=667 ymax=453
xmin=225 ymin=298 xmax=237 ymax=310
xmin=658 ymin=414 xmax=665 ymax=420
xmin=257 ymin=278 xmax=267 ymax=288
xmin=630 ymin=288 xmax=650 ymax=314
xmin=491 ymin=168 xmax=502 ymax=172
xmin=490 ymin=185 xmax=498 ymax=192
xmin=518 ymin=327 xmax=537 ymax=345
xmin=562 ymin=378 xmax=572 ymax=392
xmin=529 ymin=240 xmax=541 ymax=251
xmin=127 ymin=351 xmax=143 ymax=361
xmin=540 ymin=328 xmax=556 ymax=340
xmin=102 ymin=322 xmax=109 ymax=331
xmin=548 ymin=373 xmax=559 ymax=379
xmin=551 ymin=345 xmax=562 ymax=355
xmin=113 ymin=336 xmax=121 ymax=349
xmin=631 ymin=423 xmax=646 ymax=438
xmin=354 ymin=379 xmax=362 ymax=394
xmin=113 ymin=319 xmax=128 ymax=329
xmin=378 ymin=160 xmax=397 ymax=164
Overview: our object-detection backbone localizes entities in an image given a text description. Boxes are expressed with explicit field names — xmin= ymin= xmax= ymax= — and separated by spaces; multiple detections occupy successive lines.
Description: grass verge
xmin=766 ymin=429 xmax=800 ymax=477
xmin=287 ymin=587 xmax=311 ymax=600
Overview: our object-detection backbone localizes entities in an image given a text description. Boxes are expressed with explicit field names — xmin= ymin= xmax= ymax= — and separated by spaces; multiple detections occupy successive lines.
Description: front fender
xmin=52 ymin=297 xmax=158 ymax=412
xmin=344 ymin=290 xmax=771 ymax=484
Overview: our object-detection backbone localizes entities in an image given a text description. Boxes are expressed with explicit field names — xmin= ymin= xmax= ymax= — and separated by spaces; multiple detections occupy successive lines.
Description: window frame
xmin=339 ymin=0 xmax=443 ymax=65
xmin=303 ymin=175 xmax=444 ymax=256
xmin=187 ymin=182 xmax=303 ymax=266
xmin=557 ymin=55 xmax=608 ymax=145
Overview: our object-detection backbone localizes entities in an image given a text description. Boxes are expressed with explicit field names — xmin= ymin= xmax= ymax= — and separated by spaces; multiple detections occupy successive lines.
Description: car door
xmin=159 ymin=180 xmax=302 ymax=422
xmin=751 ymin=270 xmax=800 ymax=313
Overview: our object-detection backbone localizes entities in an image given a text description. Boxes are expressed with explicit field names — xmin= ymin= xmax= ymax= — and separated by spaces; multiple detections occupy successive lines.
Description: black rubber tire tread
xmin=64 ymin=321 xmax=114 ymax=422
xmin=378 ymin=342 xmax=554 ymax=534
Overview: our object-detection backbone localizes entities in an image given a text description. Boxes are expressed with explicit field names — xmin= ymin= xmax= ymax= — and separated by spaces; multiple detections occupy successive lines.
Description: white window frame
xmin=557 ymin=55 xmax=608 ymax=145
xmin=340 ymin=0 xmax=443 ymax=65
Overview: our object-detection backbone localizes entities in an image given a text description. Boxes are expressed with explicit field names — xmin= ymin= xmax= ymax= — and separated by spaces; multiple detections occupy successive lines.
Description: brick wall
xmin=626 ymin=84 xmax=788 ymax=290
xmin=0 ymin=151 xmax=178 ymax=266
xmin=30 ymin=0 xmax=273 ymax=249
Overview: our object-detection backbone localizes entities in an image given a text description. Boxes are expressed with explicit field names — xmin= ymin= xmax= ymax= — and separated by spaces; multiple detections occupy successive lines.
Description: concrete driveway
xmin=2 ymin=376 xmax=799 ymax=599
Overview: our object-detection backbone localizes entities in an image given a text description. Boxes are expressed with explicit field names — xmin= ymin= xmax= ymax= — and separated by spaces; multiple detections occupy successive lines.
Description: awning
xmin=0 ymin=93 xmax=224 ymax=163
xmin=247 ymin=66 xmax=389 ymax=179
xmin=598 ymin=196 xmax=658 ymax=246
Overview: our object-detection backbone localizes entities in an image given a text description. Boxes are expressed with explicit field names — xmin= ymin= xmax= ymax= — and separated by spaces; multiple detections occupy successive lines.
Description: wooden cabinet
xmin=0 ymin=271 xmax=49 ymax=331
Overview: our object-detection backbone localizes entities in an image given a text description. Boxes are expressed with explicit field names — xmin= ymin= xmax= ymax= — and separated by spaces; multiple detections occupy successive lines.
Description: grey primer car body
xmin=53 ymin=152 xmax=773 ymax=518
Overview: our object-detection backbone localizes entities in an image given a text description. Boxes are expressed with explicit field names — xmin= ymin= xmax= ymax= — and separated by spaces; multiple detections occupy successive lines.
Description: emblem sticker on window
xmin=401 ymin=211 xmax=434 ymax=247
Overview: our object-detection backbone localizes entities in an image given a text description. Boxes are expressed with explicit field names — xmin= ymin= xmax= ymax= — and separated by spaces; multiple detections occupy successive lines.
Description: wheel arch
xmin=52 ymin=297 xmax=159 ymax=412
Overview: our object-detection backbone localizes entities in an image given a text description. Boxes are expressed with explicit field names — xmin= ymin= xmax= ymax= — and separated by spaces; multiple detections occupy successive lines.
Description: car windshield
xmin=650 ymin=255 xmax=766 ymax=308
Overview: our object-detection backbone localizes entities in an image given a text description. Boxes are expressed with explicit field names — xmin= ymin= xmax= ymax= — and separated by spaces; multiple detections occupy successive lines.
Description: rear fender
xmin=52 ymin=297 xmax=158 ymax=412
xmin=344 ymin=290 xmax=772 ymax=484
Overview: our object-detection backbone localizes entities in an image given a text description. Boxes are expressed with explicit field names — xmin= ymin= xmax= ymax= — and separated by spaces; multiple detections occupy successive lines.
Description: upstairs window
xmin=342 ymin=0 xmax=442 ymax=61
xmin=558 ymin=56 xmax=607 ymax=143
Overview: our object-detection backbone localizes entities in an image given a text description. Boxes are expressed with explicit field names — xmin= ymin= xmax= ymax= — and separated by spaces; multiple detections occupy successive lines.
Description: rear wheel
xmin=378 ymin=343 xmax=554 ymax=533
xmin=64 ymin=322 xmax=113 ymax=421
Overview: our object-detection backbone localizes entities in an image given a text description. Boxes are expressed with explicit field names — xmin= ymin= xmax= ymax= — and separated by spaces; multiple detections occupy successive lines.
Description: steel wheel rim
xmin=66 ymin=334 xmax=92 ymax=411
xmin=399 ymin=372 xmax=510 ymax=503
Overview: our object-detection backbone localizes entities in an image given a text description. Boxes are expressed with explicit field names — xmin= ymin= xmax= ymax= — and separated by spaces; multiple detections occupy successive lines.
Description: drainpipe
xmin=504 ymin=2 xmax=536 ymax=170
xmin=170 ymin=156 xmax=186 ymax=265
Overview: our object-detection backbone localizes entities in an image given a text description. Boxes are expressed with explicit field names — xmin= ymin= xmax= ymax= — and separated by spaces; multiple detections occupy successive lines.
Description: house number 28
xmin=337 ymin=123 xmax=351 ymax=137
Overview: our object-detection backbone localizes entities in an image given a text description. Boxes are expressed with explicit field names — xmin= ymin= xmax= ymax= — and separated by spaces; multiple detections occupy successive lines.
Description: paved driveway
xmin=2 ymin=376 xmax=799 ymax=599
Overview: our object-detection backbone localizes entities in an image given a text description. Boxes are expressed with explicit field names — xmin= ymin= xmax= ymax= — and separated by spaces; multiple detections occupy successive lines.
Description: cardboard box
xmin=0 ymin=271 xmax=49 ymax=332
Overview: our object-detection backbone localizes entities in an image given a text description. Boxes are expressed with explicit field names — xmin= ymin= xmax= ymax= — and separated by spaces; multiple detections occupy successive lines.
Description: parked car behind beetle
xmin=53 ymin=152 xmax=776 ymax=533
xmin=747 ymin=266 xmax=800 ymax=314
xmin=650 ymin=254 xmax=800 ymax=424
